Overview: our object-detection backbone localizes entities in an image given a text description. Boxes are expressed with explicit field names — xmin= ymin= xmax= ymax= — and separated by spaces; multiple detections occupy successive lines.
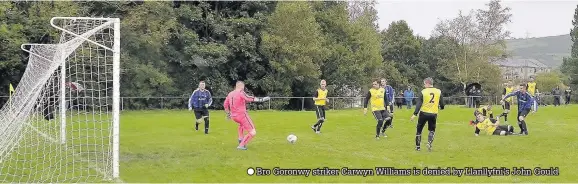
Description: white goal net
xmin=0 ymin=17 xmax=120 ymax=183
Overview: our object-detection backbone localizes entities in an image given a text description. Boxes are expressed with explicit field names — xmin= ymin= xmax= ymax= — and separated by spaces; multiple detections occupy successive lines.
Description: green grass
xmin=119 ymin=105 xmax=578 ymax=183
xmin=0 ymin=113 xmax=114 ymax=183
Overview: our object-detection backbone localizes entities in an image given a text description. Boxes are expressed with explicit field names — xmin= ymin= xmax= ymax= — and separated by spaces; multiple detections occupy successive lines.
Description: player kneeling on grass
xmin=224 ymin=81 xmax=270 ymax=150
xmin=472 ymin=113 xmax=515 ymax=136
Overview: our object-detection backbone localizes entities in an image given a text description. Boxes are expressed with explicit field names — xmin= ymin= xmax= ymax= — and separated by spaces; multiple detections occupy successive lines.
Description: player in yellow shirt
xmin=498 ymin=81 xmax=515 ymax=123
xmin=473 ymin=113 xmax=515 ymax=136
xmin=469 ymin=105 xmax=494 ymax=133
xmin=526 ymin=76 xmax=539 ymax=112
xmin=410 ymin=77 xmax=445 ymax=152
xmin=526 ymin=77 xmax=538 ymax=96
xmin=469 ymin=105 xmax=494 ymax=125
xmin=475 ymin=105 xmax=494 ymax=117
xmin=364 ymin=80 xmax=391 ymax=139
xmin=311 ymin=80 xmax=329 ymax=134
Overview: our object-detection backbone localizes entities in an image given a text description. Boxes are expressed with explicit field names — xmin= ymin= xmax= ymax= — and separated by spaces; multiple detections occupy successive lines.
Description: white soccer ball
xmin=287 ymin=134 xmax=297 ymax=143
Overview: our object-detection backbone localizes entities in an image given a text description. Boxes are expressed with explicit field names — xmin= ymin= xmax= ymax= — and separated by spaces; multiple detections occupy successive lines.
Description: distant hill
xmin=505 ymin=34 xmax=572 ymax=68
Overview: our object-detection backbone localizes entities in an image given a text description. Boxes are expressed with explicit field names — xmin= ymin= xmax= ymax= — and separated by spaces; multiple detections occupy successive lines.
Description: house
xmin=493 ymin=58 xmax=551 ymax=80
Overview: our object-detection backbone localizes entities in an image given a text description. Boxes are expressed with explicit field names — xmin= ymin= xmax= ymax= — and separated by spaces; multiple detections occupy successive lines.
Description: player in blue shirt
xmin=380 ymin=78 xmax=395 ymax=136
xmin=188 ymin=81 xmax=213 ymax=134
xmin=500 ymin=83 xmax=535 ymax=135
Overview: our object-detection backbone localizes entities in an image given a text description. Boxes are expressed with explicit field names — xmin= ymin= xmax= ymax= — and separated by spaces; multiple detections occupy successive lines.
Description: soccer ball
xmin=287 ymin=134 xmax=297 ymax=143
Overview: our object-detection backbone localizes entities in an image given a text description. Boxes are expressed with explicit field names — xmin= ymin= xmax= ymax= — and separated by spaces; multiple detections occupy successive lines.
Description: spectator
xmin=552 ymin=86 xmax=561 ymax=106
xmin=395 ymin=92 xmax=404 ymax=109
xmin=565 ymin=87 xmax=572 ymax=105
xmin=404 ymin=86 xmax=414 ymax=109
xmin=470 ymin=86 xmax=482 ymax=108
xmin=468 ymin=86 xmax=476 ymax=108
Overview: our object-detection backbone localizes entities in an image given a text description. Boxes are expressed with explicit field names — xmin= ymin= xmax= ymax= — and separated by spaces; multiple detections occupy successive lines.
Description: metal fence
xmin=1 ymin=94 xmax=575 ymax=111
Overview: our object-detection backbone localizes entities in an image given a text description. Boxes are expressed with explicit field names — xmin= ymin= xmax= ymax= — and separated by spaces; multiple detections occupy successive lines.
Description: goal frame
xmin=19 ymin=17 xmax=121 ymax=179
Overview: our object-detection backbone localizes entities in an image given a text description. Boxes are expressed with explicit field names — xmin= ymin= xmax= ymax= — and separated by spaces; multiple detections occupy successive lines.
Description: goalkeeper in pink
xmin=223 ymin=81 xmax=270 ymax=150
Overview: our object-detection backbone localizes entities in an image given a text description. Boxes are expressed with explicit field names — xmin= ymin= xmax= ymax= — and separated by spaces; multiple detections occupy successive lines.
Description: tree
xmin=119 ymin=2 xmax=178 ymax=100
xmin=381 ymin=20 xmax=421 ymax=87
xmin=474 ymin=0 xmax=512 ymax=49
xmin=432 ymin=1 xmax=511 ymax=97
xmin=261 ymin=1 xmax=328 ymax=108
xmin=0 ymin=1 xmax=523 ymax=110
xmin=346 ymin=0 xmax=378 ymax=29
xmin=312 ymin=1 xmax=382 ymax=97
xmin=561 ymin=5 xmax=578 ymax=89
xmin=432 ymin=11 xmax=478 ymax=92
xmin=535 ymin=71 xmax=565 ymax=93
xmin=568 ymin=5 xmax=578 ymax=62
xmin=0 ymin=1 xmax=83 ymax=97
xmin=166 ymin=1 xmax=276 ymax=98
xmin=419 ymin=36 xmax=463 ymax=95
xmin=472 ymin=0 xmax=512 ymax=95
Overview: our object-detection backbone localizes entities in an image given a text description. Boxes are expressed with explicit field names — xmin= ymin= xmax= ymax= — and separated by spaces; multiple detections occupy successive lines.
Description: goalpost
xmin=0 ymin=17 xmax=120 ymax=182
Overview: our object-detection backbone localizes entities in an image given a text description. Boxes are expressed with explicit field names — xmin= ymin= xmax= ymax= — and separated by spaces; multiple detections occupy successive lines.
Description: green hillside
xmin=506 ymin=34 xmax=572 ymax=68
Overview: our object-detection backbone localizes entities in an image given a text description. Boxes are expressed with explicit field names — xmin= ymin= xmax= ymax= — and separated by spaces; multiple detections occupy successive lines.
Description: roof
xmin=494 ymin=58 xmax=549 ymax=68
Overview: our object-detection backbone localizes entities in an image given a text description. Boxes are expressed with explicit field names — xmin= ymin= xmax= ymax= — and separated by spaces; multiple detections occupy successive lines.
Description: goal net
xmin=0 ymin=17 xmax=120 ymax=183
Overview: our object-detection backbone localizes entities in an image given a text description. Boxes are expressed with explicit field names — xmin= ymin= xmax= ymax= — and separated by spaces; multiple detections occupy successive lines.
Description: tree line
xmin=0 ymin=1 xmax=570 ymax=110
xmin=561 ymin=5 xmax=578 ymax=91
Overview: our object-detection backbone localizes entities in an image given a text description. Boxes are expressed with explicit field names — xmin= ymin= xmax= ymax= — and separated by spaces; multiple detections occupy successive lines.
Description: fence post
xmin=351 ymin=98 xmax=353 ymax=108
xmin=121 ymin=97 xmax=124 ymax=111
xmin=301 ymin=97 xmax=305 ymax=111
xmin=332 ymin=97 xmax=335 ymax=110
xmin=268 ymin=99 xmax=271 ymax=110
xmin=161 ymin=97 xmax=164 ymax=109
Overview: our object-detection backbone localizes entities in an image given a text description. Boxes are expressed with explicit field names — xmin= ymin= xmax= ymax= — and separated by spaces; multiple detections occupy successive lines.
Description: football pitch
xmin=119 ymin=105 xmax=578 ymax=183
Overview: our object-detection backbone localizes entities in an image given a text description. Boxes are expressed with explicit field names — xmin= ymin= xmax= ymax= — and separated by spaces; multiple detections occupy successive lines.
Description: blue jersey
xmin=188 ymin=89 xmax=213 ymax=109
xmin=384 ymin=85 xmax=395 ymax=105
xmin=503 ymin=90 xmax=534 ymax=111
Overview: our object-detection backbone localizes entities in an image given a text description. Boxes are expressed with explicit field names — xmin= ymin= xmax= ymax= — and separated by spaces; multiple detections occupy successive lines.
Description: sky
xmin=375 ymin=0 xmax=577 ymax=39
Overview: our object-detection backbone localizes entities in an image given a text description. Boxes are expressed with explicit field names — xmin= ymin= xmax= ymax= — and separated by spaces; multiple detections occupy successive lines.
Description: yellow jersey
xmin=364 ymin=88 xmax=386 ymax=112
xmin=314 ymin=89 xmax=328 ymax=106
xmin=416 ymin=87 xmax=443 ymax=114
xmin=527 ymin=82 xmax=537 ymax=96
xmin=503 ymin=87 xmax=514 ymax=102
xmin=476 ymin=118 xmax=498 ymax=135
xmin=475 ymin=106 xmax=493 ymax=118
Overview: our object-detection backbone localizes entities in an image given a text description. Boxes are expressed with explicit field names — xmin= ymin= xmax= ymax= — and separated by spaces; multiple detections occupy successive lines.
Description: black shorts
xmin=194 ymin=108 xmax=209 ymax=119
xmin=315 ymin=105 xmax=326 ymax=120
xmin=417 ymin=112 xmax=438 ymax=132
xmin=503 ymin=101 xmax=510 ymax=110
xmin=372 ymin=110 xmax=390 ymax=121
xmin=492 ymin=125 xmax=511 ymax=135
xmin=517 ymin=108 xmax=530 ymax=118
